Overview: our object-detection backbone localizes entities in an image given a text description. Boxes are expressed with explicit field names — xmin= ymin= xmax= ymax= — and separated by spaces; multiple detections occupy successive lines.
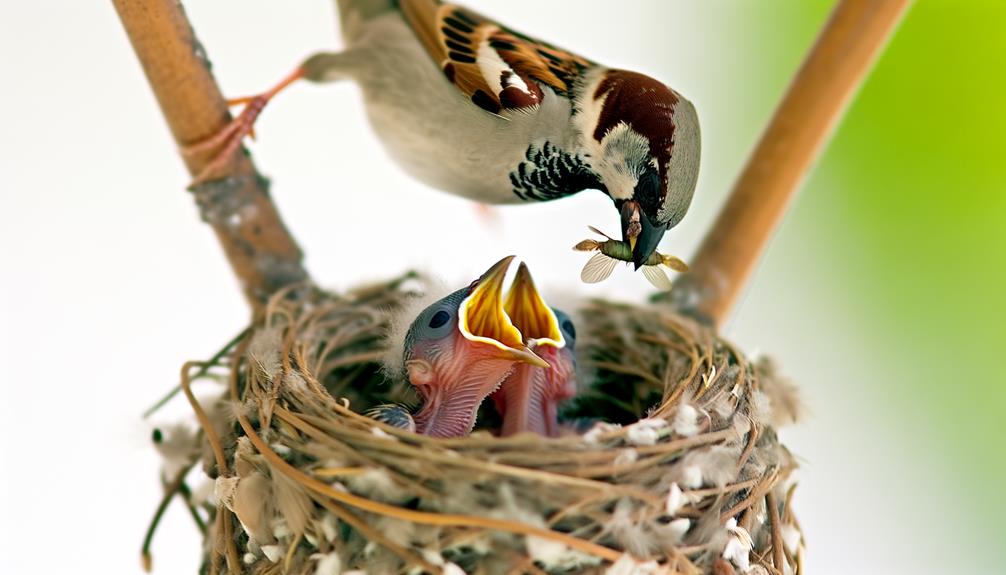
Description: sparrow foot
xmin=182 ymin=66 xmax=304 ymax=185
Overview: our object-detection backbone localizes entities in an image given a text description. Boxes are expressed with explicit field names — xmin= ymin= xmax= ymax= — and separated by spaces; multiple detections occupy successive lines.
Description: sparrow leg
xmin=182 ymin=66 xmax=305 ymax=185
xmin=300 ymin=52 xmax=356 ymax=84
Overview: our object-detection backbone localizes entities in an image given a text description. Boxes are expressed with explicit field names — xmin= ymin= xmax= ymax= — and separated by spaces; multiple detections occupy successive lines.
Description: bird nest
xmin=148 ymin=273 xmax=804 ymax=575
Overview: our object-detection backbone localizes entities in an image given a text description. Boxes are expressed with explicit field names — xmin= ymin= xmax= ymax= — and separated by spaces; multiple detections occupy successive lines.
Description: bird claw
xmin=182 ymin=94 xmax=270 ymax=185
xmin=181 ymin=66 xmax=304 ymax=186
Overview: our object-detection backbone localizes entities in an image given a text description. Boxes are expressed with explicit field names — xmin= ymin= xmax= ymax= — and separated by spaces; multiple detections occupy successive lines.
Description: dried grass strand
xmin=229 ymin=356 xmax=625 ymax=563
xmin=312 ymin=496 xmax=439 ymax=572
xmin=766 ymin=491 xmax=785 ymax=573
xmin=156 ymin=279 xmax=802 ymax=574
xmin=140 ymin=462 xmax=195 ymax=572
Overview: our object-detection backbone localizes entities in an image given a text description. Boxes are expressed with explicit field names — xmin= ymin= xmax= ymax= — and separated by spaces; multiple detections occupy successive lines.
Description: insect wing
xmin=642 ymin=265 xmax=673 ymax=291
xmin=581 ymin=253 xmax=617 ymax=284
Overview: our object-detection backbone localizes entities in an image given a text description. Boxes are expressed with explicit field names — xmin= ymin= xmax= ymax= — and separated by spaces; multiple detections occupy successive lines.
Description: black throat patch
xmin=509 ymin=142 xmax=604 ymax=202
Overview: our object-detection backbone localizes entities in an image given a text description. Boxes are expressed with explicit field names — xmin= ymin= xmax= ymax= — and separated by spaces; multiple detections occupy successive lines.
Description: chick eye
xmin=429 ymin=310 xmax=451 ymax=329
xmin=562 ymin=320 xmax=576 ymax=340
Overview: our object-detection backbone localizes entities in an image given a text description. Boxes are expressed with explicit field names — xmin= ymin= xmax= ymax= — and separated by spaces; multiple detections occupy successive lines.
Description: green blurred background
xmin=731 ymin=0 xmax=1006 ymax=570
xmin=805 ymin=0 xmax=1006 ymax=495
xmin=787 ymin=0 xmax=1006 ymax=515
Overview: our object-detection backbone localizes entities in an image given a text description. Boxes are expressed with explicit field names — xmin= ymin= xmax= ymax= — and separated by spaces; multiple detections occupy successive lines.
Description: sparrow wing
xmin=398 ymin=0 xmax=594 ymax=115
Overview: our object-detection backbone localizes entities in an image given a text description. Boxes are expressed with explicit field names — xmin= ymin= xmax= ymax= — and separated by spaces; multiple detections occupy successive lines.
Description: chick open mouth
xmin=458 ymin=256 xmax=549 ymax=367
xmin=504 ymin=262 xmax=564 ymax=349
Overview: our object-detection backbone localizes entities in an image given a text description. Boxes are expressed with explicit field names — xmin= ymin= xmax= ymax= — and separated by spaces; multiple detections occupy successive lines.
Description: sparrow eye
xmin=635 ymin=169 xmax=662 ymax=213
xmin=429 ymin=310 xmax=451 ymax=329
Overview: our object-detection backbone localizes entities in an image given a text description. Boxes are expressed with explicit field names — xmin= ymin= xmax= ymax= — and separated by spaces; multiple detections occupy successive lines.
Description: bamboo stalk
xmin=670 ymin=0 xmax=911 ymax=327
xmin=112 ymin=0 xmax=308 ymax=313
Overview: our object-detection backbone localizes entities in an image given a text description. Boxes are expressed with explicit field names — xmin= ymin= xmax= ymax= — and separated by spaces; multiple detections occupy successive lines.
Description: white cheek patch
xmin=597 ymin=123 xmax=650 ymax=200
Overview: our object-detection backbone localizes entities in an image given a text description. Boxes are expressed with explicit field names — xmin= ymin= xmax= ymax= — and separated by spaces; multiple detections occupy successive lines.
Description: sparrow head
xmin=493 ymin=263 xmax=578 ymax=437
xmin=402 ymin=256 xmax=548 ymax=437
xmin=580 ymin=69 xmax=701 ymax=269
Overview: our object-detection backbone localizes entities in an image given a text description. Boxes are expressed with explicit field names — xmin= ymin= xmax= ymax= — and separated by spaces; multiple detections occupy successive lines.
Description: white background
xmin=0 ymin=1 xmax=990 ymax=574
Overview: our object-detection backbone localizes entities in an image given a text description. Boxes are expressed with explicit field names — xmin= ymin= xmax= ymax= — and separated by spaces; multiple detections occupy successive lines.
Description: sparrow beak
xmin=620 ymin=201 xmax=642 ymax=254
xmin=504 ymin=263 xmax=564 ymax=348
xmin=620 ymin=201 xmax=666 ymax=270
xmin=459 ymin=256 xmax=550 ymax=368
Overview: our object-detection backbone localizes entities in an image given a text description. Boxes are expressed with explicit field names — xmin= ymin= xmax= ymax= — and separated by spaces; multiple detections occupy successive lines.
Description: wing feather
xmin=398 ymin=0 xmax=593 ymax=114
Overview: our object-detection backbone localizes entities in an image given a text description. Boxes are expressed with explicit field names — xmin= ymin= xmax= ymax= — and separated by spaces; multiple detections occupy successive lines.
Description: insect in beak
xmin=620 ymin=201 xmax=668 ymax=270
xmin=575 ymin=226 xmax=688 ymax=290
xmin=621 ymin=200 xmax=642 ymax=255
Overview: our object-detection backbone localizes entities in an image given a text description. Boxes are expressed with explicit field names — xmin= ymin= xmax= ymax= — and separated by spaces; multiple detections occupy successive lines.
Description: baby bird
xmin=195 ymin=0 xmax=701 ymax=270
xmin=400 ymin=256 xmax=548 ymax=437
xmin=492 ymin=263 xmax=578 ymax=437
